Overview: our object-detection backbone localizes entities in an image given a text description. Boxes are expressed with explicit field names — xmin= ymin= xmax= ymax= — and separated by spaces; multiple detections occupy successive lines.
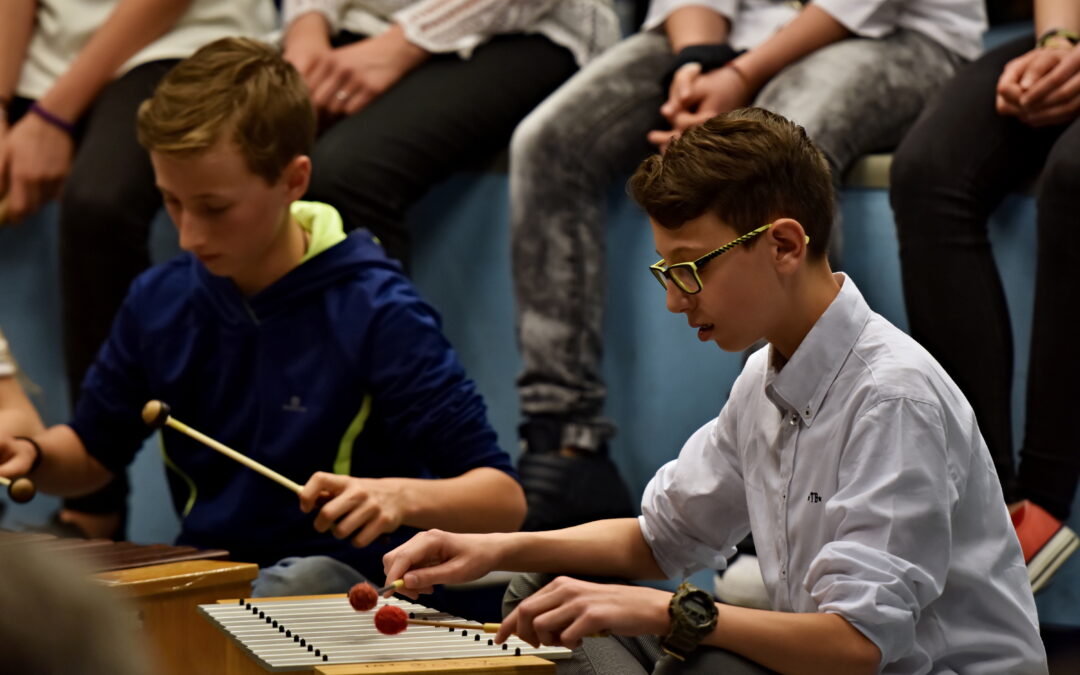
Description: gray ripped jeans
xmin=511 ymin=29 xmax=963 ymax=443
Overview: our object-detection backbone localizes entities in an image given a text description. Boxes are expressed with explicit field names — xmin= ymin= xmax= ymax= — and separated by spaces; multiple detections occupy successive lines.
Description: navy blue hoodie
xmin=70 ymin=215 xmax=514 ymax=575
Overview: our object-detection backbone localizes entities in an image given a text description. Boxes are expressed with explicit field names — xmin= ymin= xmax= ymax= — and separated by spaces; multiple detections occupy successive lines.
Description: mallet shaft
xmin=162 ymin=416 xmax=303 ymax=494
xmin=405 ymin=616 xmax=609 ymax=637
xmin=376 ymin=579 xmax=404 ymax=594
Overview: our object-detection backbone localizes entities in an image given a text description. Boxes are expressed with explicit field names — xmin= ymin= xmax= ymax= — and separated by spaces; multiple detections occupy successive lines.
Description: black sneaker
xmin=517 ymin=417 xmax=635 ymax=531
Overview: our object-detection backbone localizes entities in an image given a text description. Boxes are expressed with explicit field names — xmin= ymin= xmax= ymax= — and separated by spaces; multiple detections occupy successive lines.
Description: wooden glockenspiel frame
xmin=200 ymin=594 xmax=572 ymax=673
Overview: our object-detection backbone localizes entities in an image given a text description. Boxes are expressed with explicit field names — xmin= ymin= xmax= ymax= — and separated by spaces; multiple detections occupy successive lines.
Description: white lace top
xmin=283 ymin=0 xmax=621 ymax=66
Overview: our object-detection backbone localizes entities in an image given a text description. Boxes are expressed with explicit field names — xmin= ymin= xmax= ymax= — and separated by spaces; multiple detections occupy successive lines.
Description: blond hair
xmin=137 ymin=37 xmax=315 ymax=183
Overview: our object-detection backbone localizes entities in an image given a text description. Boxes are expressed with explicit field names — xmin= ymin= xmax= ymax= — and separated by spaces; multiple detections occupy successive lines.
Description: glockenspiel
xmin=201 ymin=594 xmax=573 ymax=674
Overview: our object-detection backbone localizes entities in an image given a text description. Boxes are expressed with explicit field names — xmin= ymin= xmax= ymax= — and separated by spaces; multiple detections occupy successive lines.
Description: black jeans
xmin=306 ymin=33 xmax=577 ymax=265
xmin=890 ymin=36 xmax=1080 ymax=520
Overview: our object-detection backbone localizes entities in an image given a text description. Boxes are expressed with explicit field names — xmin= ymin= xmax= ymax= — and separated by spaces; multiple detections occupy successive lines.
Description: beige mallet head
xmin=142 ymin=400 xmax=172 ymax=429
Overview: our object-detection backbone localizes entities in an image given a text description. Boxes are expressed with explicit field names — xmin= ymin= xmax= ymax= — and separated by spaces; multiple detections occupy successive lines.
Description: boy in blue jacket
xmin=0 ymin=37 xmax=525 ymax=596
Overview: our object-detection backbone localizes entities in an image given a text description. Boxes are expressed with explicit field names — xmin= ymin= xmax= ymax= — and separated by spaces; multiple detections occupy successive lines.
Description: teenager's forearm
xmin=706 ymin=605 xmax=880 ymax=675
xmin=1035 ymin=0 xmax=1080 ymax=37
xmin=731 ymin=5 xmax=851 ymax=92
xmin=283 ymin=10 xmax=333 ymax=47
xmin=494 ymin=518 xmax=667 ymax=580
xmin=0 ymin=0 xmax=37 ymax=102
xmin=663 ymin=6 xmax=731 ymax=53
xmin=393 ymin=468 xmax=526 ymax=533
xmin=0 ymin=377 xmax=44 ymax=437
xmin=29 ymin=424 xmax=114 ymax=496
xmin=36 ymin=0 xmax=194 ymax=122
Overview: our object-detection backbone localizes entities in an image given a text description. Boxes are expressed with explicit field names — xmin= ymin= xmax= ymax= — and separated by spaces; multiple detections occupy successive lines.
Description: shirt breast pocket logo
xmin=806 ymin=491 xmax=822 ymax=503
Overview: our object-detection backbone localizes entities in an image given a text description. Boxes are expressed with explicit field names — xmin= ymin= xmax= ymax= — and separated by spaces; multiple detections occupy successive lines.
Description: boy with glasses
xmin=381 ymin=108 xmax=1046 ymax=674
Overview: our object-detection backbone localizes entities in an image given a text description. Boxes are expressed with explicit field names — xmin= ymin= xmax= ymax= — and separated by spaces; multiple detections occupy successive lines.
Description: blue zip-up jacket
xmin=70 ymin=228 xmax=514 ymax=575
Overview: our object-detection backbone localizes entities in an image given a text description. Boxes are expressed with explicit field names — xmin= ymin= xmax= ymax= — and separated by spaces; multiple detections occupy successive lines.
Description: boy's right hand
xmin=382 ymin=529 xmax=504 ymax=599
xmin=0 ymin=436 xmax=37 ymax=478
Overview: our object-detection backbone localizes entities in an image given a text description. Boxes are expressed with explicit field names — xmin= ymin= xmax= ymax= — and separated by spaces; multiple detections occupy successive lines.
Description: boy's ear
xmin=282 ymin=155 xmax=312 ymax=201
xmin=767 ymin=218 xmax=808 ymax=273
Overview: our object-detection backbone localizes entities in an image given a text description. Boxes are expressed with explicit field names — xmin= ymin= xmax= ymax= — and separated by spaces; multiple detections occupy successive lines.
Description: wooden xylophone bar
xmin=0 ymin=529 xmax=230 ymax=570
xmin=202 ymin=595 xmax=572 ymax=674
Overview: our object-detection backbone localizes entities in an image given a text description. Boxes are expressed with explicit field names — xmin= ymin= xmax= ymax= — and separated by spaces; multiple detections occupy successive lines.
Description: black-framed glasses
xmin=649 ymin=223 xmax=775 ymax=295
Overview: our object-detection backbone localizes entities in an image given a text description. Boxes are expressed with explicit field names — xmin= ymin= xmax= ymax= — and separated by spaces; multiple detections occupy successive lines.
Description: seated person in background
xmin=0 ymin=0 xmax=277 ymax=541
xmin=280 ymin=0 xmax=620 ymax=264
xmin=0 ymin=328 xmax=44 ymax=439
xmin=0 ymin=37 xmax=526 ymax=599
xmin=890 ymin=0 xmax=1080 ymax=592
xmin=382 ymin=109 xmax=1047 ymax=675
xmin=510 ymin=0 xmax=985 ymax=535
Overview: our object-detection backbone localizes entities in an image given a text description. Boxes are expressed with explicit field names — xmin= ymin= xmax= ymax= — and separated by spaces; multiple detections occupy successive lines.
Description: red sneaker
xmin=1011 ymin=500 xmax=1079 ymax=593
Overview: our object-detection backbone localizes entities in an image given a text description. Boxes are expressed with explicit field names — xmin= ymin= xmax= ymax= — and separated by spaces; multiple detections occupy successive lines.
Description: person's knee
xmin=252 ymin=556 xmax=367 ymax=597
xmin=1038 ymin=145 xmax=1080 ymax=205
xmin=509 ymin=101 xmax=578 ymax=173
xmin=888 ymin=127 xmax=953 ymax=236
xmin=501 ymin=572 xmax=556 ymax=617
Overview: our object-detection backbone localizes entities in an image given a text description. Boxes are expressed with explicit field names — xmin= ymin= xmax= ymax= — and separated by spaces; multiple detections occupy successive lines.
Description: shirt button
xmin=789 ymin=413 xmax=798 ymax=426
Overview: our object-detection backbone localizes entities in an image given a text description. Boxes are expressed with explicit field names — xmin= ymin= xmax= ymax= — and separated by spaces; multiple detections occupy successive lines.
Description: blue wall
xmin=2 ymin=171 xmax=1077 ymax=624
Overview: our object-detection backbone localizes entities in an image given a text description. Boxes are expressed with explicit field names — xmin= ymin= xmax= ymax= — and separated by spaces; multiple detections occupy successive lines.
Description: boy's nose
xmin=665 ymin=283 xmax=691 ymax=314
xmin=176 ymin=214 xmax=205 ymax=252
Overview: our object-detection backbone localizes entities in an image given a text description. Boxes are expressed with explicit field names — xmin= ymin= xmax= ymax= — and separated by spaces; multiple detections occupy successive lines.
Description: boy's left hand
xmin=299 ymin=471 xmax=407 ymax=547
xmin=497 ymin=576 xmax=672 ymax=650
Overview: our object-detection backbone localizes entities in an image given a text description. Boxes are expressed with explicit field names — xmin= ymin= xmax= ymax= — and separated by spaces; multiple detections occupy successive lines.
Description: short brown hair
xmin=628 ymin=108 xmax=834 ymax=258
xmin=137 ymin=37 xmax=315 ymax=184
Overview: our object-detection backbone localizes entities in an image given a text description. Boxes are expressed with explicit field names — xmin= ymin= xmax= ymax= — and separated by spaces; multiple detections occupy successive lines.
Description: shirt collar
xmin=764 ymin=273 xmax=871 ymax=427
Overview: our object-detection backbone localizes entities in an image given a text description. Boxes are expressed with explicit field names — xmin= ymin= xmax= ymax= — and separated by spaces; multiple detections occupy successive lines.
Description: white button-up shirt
xmin=640 ymin=275 xmax=1046 ymax=674
xmin=643 ymin=0 xmax=986 ymax=61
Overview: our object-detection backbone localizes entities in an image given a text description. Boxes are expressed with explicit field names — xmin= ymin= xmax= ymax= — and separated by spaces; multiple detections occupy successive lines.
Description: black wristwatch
xmin=660 ymin=581 xmax=718 ymax=660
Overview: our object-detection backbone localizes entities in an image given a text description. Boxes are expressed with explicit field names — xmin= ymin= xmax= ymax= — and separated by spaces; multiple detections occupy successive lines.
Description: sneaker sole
xmin=1029 ymin=526 xmax=1080 ymax=594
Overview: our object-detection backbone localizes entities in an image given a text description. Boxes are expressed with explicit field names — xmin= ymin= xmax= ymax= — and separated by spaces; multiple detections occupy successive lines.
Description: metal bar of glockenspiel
xmin=202 ymin=596 xmax=573 ymax=668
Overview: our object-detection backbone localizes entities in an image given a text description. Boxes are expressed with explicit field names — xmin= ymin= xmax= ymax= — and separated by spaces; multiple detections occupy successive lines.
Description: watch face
xmin=682 ymin=592 xmax=716 ymax=628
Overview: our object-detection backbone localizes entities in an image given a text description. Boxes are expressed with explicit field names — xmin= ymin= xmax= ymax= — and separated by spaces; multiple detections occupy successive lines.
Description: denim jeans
xmin=511 ymin=29 xmax=963 ymax=447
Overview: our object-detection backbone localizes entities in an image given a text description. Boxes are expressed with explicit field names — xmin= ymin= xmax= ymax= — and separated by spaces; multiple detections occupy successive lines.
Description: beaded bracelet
xmin=29 ymin=102 xmax=75 ymax=136
xmin=1037 ymin=27 xmax=1080 ymax=49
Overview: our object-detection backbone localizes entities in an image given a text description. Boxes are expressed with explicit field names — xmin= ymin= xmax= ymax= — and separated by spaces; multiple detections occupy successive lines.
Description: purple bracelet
xmin=29 ymin=102 xmax=76 ymax=136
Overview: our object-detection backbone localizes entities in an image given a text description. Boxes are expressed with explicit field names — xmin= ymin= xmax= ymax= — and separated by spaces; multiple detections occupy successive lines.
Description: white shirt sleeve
xmin=392 ymin=0 xmax=562 ymax=55
xmin=811 ymin=0 xmax=903 ymax=38
xmin=641 ymin=0 xmax=739 ymax=33
xmin=803 ymin=396 xmax=956 ymax=666
xmin=284 ymin=0 xmax=342 ymax=34
xmin=639 ymin=410 xmax=750 ymax=580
